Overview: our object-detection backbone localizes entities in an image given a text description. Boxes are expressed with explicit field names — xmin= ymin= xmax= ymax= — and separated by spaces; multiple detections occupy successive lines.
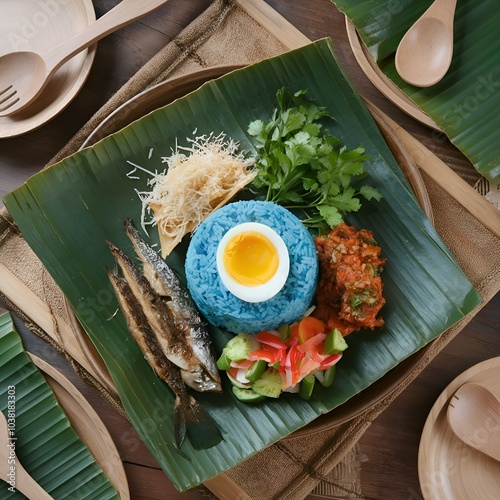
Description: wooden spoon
xmin=0 ymin=411 xmax=53 ymax=499
xmin=447 ymin=382 xmax=500 ymax=462
xmin=395 ymin=0 xmax=457 ymax=87
xmin=0 ymin=0 xmax=169 ymax=116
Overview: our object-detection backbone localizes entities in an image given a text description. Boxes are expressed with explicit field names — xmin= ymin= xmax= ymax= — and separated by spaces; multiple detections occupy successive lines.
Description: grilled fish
xmin=123 ymin=218 xmax=221 ymax=392
xmin=107 ymin=266 xmax=222 ymax=450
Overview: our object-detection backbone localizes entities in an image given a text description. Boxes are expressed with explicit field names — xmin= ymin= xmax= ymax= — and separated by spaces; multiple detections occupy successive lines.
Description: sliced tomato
xmin=297 ymin=332 xmax=327 ymax=353
xmin=249 ymin=345 xmax=286 ymax=365
xmin=292 ymin=345 xmax=306 ymax=369
xmin=289 ymin=322 xmax=300 ymax=342
xmin=248 ymin=349 xmax=276 ymax=364
xmin=319 ymin=353 xmax=342 ymax=370
xmin=255 ymin=331 xmax=288 ymax=350
xmin=297 ymin=355 xmax=322 ymax=381
xmin=282 ymin=343 xmax=306 ymax=387
xmin=298 ymin=316 xmax=326 ymax=343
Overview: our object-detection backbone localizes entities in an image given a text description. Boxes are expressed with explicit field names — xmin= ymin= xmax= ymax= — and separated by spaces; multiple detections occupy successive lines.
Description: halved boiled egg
xmin=216 ymin=222 xmax=290 ymax=303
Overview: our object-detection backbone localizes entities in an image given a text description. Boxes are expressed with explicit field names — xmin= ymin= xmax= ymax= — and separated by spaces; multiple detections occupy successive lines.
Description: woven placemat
xmin=0 ymin=1 xmax=499 ymax=499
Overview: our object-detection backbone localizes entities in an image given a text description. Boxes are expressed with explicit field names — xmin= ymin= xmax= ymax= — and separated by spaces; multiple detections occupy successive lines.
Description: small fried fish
xmin=107 ymin=266 xmax=222 ymax=450
xmin=123 ymin=218 xmax=221 ymax=392
xmin=107 ymin=236 xmax=221 ymax=393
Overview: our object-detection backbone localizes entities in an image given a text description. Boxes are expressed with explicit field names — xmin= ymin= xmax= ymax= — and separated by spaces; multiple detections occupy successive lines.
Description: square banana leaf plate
xmin=3 ymin=39 xmax=481 ymax=491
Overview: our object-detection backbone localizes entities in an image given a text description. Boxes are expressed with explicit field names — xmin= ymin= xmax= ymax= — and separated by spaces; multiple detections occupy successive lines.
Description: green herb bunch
xmin=248 ymin=88 xmax=382 ymax=229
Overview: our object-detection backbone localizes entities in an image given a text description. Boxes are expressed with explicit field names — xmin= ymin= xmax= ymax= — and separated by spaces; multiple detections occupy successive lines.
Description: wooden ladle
xmin=0 ymin=0 xmax=169 ymax=116
xmin=395 ymin=0 xmax=457 ymax=87
xmin=447 ymin=382 xmax=500 ymax=462
xmin=0 ymin=411 xmax=53 ymax=499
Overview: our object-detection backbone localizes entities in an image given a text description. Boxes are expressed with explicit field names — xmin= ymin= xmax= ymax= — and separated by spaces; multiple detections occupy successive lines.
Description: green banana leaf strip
xmin=333 ymin=0 xmax=500 ymax=184
xmin=334 ymin=0 xmax=434 ymax=62
xmin=3 ymin=39 xmax=481 ymax=491
xmin=0 ymin=312 xmax=118 ymax=499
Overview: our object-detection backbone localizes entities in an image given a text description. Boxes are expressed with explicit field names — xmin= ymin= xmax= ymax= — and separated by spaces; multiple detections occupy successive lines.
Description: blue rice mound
xmin=185 ymin=200 xmax=319 ymax=333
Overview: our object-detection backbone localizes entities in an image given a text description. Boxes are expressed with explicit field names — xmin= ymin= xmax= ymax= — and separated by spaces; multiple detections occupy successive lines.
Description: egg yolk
xmin=223 ymin=231 xmax=279 ymax=286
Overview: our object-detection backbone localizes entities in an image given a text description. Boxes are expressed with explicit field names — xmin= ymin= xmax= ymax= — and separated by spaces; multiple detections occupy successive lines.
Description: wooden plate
xmin=0 ymin=0 xmax=96 ymax=138
xmin=71 ymin=64 xmax=435 ymax=436
xmin=418 ymin=357 xmax=500 ymax=499
xmin=29 ymin=353 xmax=130 ymax=499
xmin=81 ymin=65 xmax=244 ymax=148
xmin=345 ymin=17 xmax=440 ymax=131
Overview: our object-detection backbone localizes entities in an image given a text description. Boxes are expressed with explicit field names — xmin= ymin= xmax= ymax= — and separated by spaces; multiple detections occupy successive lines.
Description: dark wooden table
xmin=1 ymin=1 xmax=499 ymax=498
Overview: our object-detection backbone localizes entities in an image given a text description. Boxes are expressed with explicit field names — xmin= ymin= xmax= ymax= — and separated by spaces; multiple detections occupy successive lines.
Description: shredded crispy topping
xmin=137 ymin=133 xmax=256 ymax=257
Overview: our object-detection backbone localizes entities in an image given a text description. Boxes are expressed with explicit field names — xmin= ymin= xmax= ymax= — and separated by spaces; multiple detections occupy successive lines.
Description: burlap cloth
xmin=0 ymin=1 xmax=499 ymax=499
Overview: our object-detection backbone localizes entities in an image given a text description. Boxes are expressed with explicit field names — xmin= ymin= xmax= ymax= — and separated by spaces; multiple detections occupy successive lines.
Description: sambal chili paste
xmin=312 ymin=222 xmax=386 ymax=336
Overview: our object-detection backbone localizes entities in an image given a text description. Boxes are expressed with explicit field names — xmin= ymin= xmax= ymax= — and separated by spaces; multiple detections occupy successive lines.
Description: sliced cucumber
xmin=324 ymin=328 xmax=348 ymax=354
xmin=216 ymin=351 xmax=231 ymax=370
xmin=245 ymin=359 xmax=267 ymax=382
xmin=252 ymin=369 xmax=282 ymax=398
xmin=314 ymin=365 xmax=336 ymax=387
xmin=232 ymin=386 xmax=265 ymax=403
xmin=223 ymin=333 xmax=257 ymax=361
xmin=299 ymin=373 xmax=315 ymax=401
xmin=277 ymin=323 xmax=290 ymax=342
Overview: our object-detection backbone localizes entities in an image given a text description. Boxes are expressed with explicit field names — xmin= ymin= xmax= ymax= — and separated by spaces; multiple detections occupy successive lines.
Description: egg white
xmin=216 ymin=222 xmax=290 ymax=303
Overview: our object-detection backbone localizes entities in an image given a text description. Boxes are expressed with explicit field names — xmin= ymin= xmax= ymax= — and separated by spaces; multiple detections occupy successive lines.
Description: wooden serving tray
xmin=3 ymin=0 xmax=496 ymax=416
xmin=1 ymin=2 xmax=499 ymax=499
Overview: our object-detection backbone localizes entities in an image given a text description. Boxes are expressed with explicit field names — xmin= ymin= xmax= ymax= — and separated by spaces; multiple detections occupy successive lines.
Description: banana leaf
xmin=0 ymin=312 xmax=118 ymax=499
xmin=3 ymin=39 xmax=481 ymax=492
xmin=333 ymin=0 xmax=500 ymax=184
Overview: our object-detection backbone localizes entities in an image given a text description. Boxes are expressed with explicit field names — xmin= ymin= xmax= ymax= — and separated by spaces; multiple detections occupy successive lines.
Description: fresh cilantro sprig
xmin=248 ymin=88 xmax=382 ymax=229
